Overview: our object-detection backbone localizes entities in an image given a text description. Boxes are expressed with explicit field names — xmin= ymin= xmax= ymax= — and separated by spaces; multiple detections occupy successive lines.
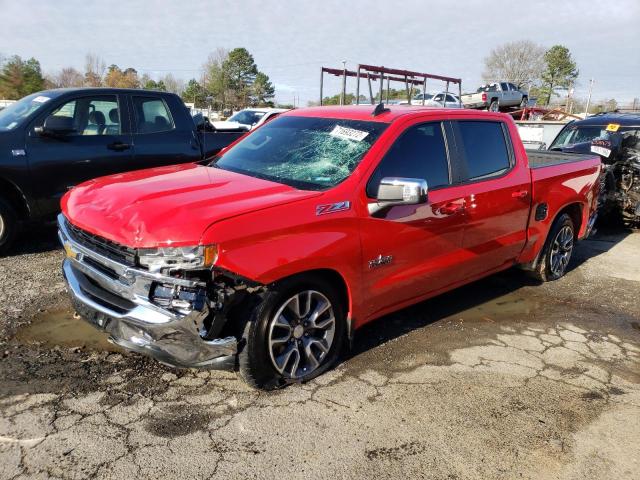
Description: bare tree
xmin=84 ymin=53 xmax=106 ymax=87
xmin=203 ymin=48 xmax=230 ymax=109
xmin=51 ymin=67 xmax=84 ymax=88
xmin=160 ymin=73 xmax=183 ymax=94
xmin=482 ymin=40 xmax=545 ymax=89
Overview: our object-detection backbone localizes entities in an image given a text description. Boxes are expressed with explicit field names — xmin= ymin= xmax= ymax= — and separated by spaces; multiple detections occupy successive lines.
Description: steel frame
xmin=320 ymin=64 xmax=462 ymax=107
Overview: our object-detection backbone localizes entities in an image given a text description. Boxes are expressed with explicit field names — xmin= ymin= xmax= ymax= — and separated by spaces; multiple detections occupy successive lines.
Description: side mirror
xmin=36 ymin=116 xmax=76 ymax=136
xmin=369 ymin=177 xmax=428 ymax=215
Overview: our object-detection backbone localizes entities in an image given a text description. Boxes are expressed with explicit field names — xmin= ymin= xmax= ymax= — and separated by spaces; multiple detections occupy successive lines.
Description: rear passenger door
xmin=130 ymin=94 xmax=201 ymax=170
xmin=450 ymin=120 xmax=531 ymax=277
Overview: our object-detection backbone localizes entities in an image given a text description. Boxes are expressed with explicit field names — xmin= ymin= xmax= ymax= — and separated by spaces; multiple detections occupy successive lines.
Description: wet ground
xmin=1 ymin=228 xmax=639 ymax=479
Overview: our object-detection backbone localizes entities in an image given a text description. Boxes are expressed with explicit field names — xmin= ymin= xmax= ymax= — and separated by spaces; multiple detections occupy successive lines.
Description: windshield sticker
xmin=606 ymin=123 xmax=620 ymax=132
xmin=591 ymin=144 xmax=611 ymax=158
xmin=330 ymin=125 xmax=369 ymax=142
xmin=32 ymin=96 xmax=51 ymax=103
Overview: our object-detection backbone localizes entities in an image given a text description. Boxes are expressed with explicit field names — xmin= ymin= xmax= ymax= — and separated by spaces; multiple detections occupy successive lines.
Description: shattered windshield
xmin=212 ymin=115 xmax=388 ymax=190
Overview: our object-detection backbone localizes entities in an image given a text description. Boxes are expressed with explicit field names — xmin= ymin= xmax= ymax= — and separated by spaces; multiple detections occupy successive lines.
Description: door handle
xmin=107 ymin=142 xmax=131 ymax=152
xmin=439 ymin=201 xmax=465 ymax=215
xmin=512 ymin=190 xmax=529 ymax=199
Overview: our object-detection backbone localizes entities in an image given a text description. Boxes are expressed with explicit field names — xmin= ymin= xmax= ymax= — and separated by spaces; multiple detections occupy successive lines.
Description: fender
xmin=201 ymin=197 xmax=364 ymax=322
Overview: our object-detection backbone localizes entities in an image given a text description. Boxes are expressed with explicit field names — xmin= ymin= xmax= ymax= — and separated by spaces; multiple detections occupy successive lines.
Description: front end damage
xmin=57 ymin=214 xmax=260 ymax=369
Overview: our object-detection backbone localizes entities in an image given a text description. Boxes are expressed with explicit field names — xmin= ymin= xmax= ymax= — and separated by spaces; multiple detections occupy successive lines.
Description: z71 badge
xmin=316 ymin=201 xmax=351 ymax=216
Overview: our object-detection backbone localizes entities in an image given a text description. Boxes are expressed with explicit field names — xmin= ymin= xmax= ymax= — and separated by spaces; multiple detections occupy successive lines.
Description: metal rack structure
xmin=319 ymin=64 xmax=462 ymax=107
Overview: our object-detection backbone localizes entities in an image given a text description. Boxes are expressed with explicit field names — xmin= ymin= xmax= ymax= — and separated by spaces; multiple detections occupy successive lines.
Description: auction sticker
xmin=591 ymin=145 xmax=611 ymax=157
xmin=32 ymin=96 xmax=51 ymax=103
xmin=606 ymin=123 xmax=620 ymax=132
xmin=330 ymin=125 xmax=369 ymax=142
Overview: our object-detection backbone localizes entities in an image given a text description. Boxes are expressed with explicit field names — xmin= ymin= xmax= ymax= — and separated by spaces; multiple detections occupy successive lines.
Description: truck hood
xmin=62 ymin=163 xmax=320 ymax=248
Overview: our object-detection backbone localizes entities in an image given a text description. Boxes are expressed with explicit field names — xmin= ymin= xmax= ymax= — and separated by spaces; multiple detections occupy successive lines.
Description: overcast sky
xmin=1 ymin=0 xmax=638 ymax=105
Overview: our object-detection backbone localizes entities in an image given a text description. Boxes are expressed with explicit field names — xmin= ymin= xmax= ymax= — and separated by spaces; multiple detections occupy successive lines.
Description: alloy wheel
xmin=267 ymin=290 xmax=336 ymax=379
xmin=549 ymin=225 xmax=573 ymax=277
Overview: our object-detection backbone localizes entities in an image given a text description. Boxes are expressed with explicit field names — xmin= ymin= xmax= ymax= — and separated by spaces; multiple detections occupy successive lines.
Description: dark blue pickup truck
xmin=0 ymin=88 xmax=244 ymax=253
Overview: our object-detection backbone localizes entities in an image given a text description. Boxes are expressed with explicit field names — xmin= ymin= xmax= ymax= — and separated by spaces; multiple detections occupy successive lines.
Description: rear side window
xmin=132 ymin=96 xmax=174 ymax=134
xmin=456 ymin=121 xmax=511 ymax=180
xmin=367 ymin=122 xmax=450 ymax=197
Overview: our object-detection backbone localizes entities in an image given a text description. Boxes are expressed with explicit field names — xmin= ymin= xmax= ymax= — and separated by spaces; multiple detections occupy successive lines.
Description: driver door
xmin=359 ymin=119 xmax=468 ymax=320
xmin=26 ymin=94 xmax=133 ymax=216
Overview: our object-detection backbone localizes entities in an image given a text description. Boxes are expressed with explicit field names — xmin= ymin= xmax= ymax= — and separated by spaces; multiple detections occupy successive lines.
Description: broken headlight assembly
xmin=137 ymin=245 xmax=218 ymax=273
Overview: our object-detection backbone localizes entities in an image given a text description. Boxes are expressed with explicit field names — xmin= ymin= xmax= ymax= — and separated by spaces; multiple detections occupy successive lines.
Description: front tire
xmin=238 ymin=276 xmax=346 ymax=390
xmin=0 ymin=198 xmax=18 ymax=256
xmin=531 ymin=213 xmax=575 ymax=282
xmin=489 ymin=100 xmax=499 ymax=112
xmin=520 ymin=96 xmax=528 ymax=109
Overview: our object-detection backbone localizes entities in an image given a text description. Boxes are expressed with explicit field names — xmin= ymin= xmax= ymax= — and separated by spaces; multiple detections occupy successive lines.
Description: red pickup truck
xmin=58 ymin=106 xmax=601 ymax=389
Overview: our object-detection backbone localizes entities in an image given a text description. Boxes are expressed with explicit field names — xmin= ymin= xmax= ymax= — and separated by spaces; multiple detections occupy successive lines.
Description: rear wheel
xmin=0 ymin=198 xmax=18 ymax=256
xmin=530 ymin=213 xmax=575 ymax=282
xmin=238 ymin=276 xmax=346 ymax=390
xmin=489 ymin=100 xmax=499 ymax=112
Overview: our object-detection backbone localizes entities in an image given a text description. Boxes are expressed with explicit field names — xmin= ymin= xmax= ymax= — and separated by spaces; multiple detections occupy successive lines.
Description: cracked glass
xmin=212 ymin=115 xmax=388 ymax=190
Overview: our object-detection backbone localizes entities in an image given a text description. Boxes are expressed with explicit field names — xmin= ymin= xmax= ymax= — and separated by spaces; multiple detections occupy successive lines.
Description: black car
xmin=0 ymin=88 xmax=244 ymax=253
xmin=549 ymin=112 xmax=640 ymax=226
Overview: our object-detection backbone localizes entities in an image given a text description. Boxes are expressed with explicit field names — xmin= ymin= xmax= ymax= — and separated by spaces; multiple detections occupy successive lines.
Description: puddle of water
xmin=15 ymin=308 xmax=120 ymax=352
xmin=453 ymin=293 xmax=541 ymax=323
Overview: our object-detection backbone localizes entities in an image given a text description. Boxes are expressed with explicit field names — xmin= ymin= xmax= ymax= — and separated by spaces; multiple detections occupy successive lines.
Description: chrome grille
xmin=63 ymin=218 xmax=137 ymax=267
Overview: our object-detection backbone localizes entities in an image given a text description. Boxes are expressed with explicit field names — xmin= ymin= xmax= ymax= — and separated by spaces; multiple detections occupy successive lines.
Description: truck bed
xmin=526 ymin=150 xmax=597 ymax=169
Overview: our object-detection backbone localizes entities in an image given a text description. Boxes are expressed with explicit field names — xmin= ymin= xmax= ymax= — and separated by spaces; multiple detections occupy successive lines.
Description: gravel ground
xmin=0 ymin=227 xmax=65 ymax=343
xmin=0 ymin=227 xmax=639 ymax=479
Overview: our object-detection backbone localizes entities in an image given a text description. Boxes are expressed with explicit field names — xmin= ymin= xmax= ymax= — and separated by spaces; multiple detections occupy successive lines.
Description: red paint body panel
xmin=62 ymin=106 xmax=601 ymax=329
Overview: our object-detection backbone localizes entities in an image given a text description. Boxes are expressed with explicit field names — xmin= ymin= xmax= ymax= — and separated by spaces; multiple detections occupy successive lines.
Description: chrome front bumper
xmin=57 ymin=215 xmax=237 ymax=369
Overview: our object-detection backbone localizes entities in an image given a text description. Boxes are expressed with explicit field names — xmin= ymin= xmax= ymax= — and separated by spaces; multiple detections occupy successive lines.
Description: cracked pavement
xmin=1 ymin=229 xmax=639 ymax=479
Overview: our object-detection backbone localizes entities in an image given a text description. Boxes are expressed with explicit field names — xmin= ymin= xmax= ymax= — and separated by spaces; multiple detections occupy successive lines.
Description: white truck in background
xmin=462 ymin=82 xmax=528 ymax=111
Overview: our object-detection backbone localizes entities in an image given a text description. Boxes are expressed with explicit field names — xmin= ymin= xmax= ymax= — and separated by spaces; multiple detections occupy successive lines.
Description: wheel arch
xmin=0 ymin=176 xmax=30 ymax=219
xmin=273 ymin=269 xmax=351 ymax=320
xmin=555 ymin=202 xmax=583 ymax=239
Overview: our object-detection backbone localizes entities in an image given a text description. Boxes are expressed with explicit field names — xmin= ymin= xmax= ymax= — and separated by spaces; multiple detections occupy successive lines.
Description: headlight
xmin=137 ymin=245 xmax=218 ymax=272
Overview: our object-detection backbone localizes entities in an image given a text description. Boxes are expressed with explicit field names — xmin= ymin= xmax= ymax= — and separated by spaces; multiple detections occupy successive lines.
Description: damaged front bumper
xmin=57 ymin=215 xmax=237 ymax=369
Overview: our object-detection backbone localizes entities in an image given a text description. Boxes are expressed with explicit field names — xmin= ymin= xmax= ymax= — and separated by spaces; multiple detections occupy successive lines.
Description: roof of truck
xmin=287 ymin=105 xmax=506 ymax=122
xmin=573 ymin=112 xmax=640 ymax=126
xmin=36 ymin=87 xmax=178 ymax=97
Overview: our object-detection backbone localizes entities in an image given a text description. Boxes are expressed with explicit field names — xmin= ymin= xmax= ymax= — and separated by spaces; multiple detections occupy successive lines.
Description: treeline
xmin=181 ymin=47 xmax=274 ymax=110
xmin=0 ymin=48 xmax=275 ymax=110
xmin=482 ymin=40 xmax=629 ymax=112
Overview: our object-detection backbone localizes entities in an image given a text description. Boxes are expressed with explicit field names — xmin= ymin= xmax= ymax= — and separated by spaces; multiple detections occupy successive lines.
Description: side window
xmin=132 ymin=96 xmax=174 ymax=134
xmin=508 ymin=83 xmax=518 ymax=91
xmin=500 ymin=82 xmax=509 ymax=91
xmin=367 ymin=122 xmax=450 ymax=197
xmin=446 ymin=95 xmax=457 ymax=103
xmin=47 ymin=96 xmax=120 ymax=136
xmin=456 ymin=121 xmax=511 ymax=181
